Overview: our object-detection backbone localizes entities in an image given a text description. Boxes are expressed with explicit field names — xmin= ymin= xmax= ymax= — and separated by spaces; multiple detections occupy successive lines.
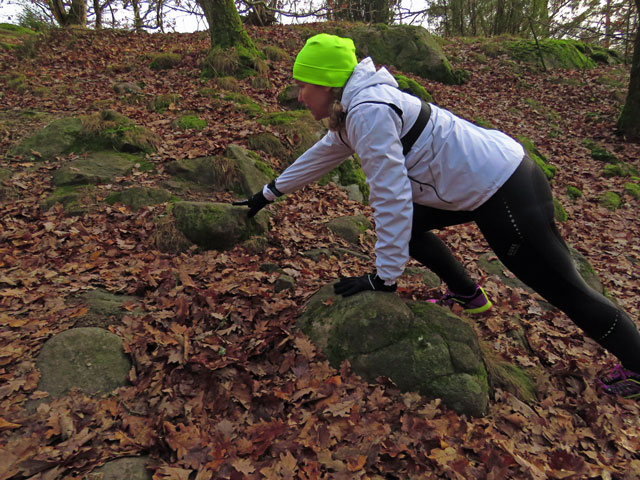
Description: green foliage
xmin=394 ymin=75 xmax=433 ymax=103
xmin=517 ymin=136 xmax=556 ymax=180
xmin=149 ymin=52 xmax=182 ymax=70
xmin=566 ymin=185 xmax=582 ymax=200
xmin=148 ymin=94 xmax=180 ymax=113
xmin=599 ymin=191 xmax=621 ymax=210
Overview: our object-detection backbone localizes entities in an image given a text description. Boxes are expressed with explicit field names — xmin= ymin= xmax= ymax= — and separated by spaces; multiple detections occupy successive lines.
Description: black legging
xmin=409 ymin=154 xmax=640 ymax=372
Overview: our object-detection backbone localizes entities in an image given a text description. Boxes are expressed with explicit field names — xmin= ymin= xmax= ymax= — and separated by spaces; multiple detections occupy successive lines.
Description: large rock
xmin=166 ymin=144 xmax=273 ymax=197
xmin=330 ymin=23 xmax=462 ymax=85
xmin=52 ymin=151 xmax=140 ymax=186
xmin=36 ymin=327 xmax=131 ymax=399
xmin=298 ymin=285 xmax=489 ymax=416
xmin=172 ymin=202 xmax=269 ymax=251
xmin=73 ymin=289 xmax=140 ymax=328
xmin=8 ymin=110 xmax=160 ymax=161
xmin=92 ymin=456 xmax=152 ymax=480
xmin=106 ymin=186 xmax=173 ymax=210
xmin=326 ymin=214 xmax=372 ymax=245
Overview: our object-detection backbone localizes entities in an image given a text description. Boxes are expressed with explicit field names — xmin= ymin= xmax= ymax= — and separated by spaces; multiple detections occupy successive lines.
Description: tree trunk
xmin=48 ymin=0 xmax=87 ymax=26
xmin=618 ymin=0 xmax=640 ymax=142
xmin=197 ymin=0 xmax=256 ymax=50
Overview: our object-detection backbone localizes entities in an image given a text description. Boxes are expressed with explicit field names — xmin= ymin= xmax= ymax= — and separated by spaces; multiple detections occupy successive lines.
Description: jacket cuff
xmin=263 ymin=180 xmax=283 ymax=202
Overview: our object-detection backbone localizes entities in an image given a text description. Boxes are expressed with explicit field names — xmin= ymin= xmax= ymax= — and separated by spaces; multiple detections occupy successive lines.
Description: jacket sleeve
xmin=263 ymin=130 xmax=353 ymax=200
xmin=347 ymin=104 xmax=413 ymax=284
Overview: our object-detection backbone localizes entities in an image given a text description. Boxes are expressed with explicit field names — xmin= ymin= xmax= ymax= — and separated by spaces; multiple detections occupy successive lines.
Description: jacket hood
xmin=341 ymin=57 xmax=398 ymax=110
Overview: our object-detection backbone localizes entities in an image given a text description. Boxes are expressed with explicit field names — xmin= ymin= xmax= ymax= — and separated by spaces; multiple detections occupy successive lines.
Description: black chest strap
xmin=339 ymin=100 xmax=431 ymax=156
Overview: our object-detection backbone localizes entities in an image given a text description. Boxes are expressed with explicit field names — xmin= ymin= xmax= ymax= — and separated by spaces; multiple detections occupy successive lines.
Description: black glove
xmin=233 ymin=190 xmax=271 ymax=217
xmin=334 ymin=273 xmax=397 ymax=297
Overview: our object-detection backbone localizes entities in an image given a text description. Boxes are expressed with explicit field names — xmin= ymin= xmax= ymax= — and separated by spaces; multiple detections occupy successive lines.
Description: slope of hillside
xmin=1 ymin=24 xmax=639 ymax=479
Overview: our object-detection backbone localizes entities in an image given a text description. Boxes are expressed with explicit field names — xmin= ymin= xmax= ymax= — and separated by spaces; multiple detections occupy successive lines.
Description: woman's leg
xmin=475 ymin=155 xmax=640 ymax=372
xmin=409 ymin=204 xmax=478 ymax=295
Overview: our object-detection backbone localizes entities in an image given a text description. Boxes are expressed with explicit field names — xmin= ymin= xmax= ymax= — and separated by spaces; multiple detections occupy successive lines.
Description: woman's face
xmin=296 ymin=81 xmax=333 ymax=120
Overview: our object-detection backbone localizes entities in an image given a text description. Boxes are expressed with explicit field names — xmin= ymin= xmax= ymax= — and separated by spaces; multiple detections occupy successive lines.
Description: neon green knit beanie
xmin=293 ymin=34 xmax=357 ymax=87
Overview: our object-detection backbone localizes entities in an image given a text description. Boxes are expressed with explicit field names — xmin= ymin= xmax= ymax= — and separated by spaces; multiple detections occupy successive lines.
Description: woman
xmin=234 ymin=33 xmax=640 ymax=399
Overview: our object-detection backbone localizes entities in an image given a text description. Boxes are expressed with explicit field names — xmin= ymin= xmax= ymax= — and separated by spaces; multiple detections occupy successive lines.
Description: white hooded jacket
xmin=264 ymin=57 xmax=525 ymax=284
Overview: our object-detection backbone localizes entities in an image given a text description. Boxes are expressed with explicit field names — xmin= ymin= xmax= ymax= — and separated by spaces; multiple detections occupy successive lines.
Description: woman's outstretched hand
xmin=232 ymin=190 xmax=271 ymax=217
xmin=334 ymin=273 xmax=397 ymax=297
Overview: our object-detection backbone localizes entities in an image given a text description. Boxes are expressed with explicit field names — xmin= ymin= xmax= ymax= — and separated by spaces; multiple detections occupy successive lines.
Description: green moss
xmin=474 ymin=117 xmax=496 ymax=129
xmin=254 ymin=159 xmax=276 ymax=179
xmin=553 ymin=198 xmax=568 ymax=222
xmin=106 ymin=186 xmax=173 ymax=210
xmin=148 ymin=94 xmax=180 ymax=113
xmin=248 ymin=133 xmax=288 ymax=158
xmin=176 ymin=115 xmax=207 ymax=130
xmin=149 ymin=52 xmax=182 ymax=70
xmin=624 ymin=182 xmax=640 ymax=199
xmin=202 ymin=45 xmax=267 ymax=79
xmin=566 ymin=185 xmax=582 ymax=200
xmin=517 ymin=136 xmax=556 ymax=179
xmin=599 ymin=191 xmax=622 ymax=210
xmin=223 ymin=92 xmax=263 ymax=117
xmin=394 ymin=74 xmax=433 ymax=103
xmin=583 ymin=139 xmax=618 ymax=163
xmin=6 ymin=73 xmax=27 ymax=92
xmin=319 ymin=156 xmax=370 ymax=202
xmin=507 ymin=39 xmax=597 ymax=70
xmin=603 ymin=162 xmax=638 ymax=178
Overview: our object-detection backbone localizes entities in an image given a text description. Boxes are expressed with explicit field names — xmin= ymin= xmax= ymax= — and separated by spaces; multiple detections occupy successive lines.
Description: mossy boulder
xmin=517 ymin=136 xmax=556 ymax=180
xmin=567 ymin=185 xmax=583 ymax=200
xmin=259 ymin=111 xmax=325 ymax=163
xmin=298 ymin=285 xmax=489 ymax=416
xmin=41 ymin=185 xmax=97 ymax=216
xmin=8 ymin=110 xmax=160 ymax=161
xmin=166 ymin=145 xmax=273 ymax=197
xmin=319 ymin=156 xmax=369 ymax=203
xmin=599 ymin=191 xmax=622 ymax=210
xmin=172 ymin=202 xmax=269 ymax=251
xmin=35 ymin=327 xmax=131 ymax=400
xmin=329 ymin=23 xmax=462 ymax=85
xmin=248 ymin=132 xmax=289 ymax=159
xmin=603 ymin=162 xmax=638 ymax=178
xmin=507 ymin=39 xmax=601 ymax=70
xmin=149 ymin=52 xmax=182 ymax=70
xmin=624 ymin=182 xmax=640 ymax=200
xmin=326 ymin=214 xmax=372 ymax=245
xmin=277 ymin=84 xmax=305 ymax=110
xmin=92 ymin=457 xmax=152 ymax=480
xmin=106 ymin=186 xmax=173 ymax=210
xmin=0 ymin=23 xmax=37 ymax=50
xmin=394 ymin=74 xmax=433 ymax=103
xmin=73 ymin=289 xmax=140 ymax=328
xmin=52 ymin=151 xmax=140 ymax=186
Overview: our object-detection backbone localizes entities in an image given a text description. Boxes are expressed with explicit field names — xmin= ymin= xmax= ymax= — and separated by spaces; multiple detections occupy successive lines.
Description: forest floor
xmin=1 ymin=23 xmax=639 ymax=479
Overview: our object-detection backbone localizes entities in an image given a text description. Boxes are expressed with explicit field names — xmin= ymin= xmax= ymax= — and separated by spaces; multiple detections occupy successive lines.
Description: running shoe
xmin=428 ymin=286 xmax=493 ymax=314
xmin=599 ymin=364 xmax=640 ymax=399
